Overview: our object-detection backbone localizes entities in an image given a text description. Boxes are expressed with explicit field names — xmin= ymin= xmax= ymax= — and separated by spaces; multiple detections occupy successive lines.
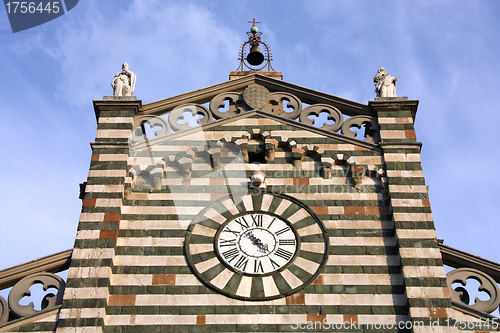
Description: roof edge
xmin=140 ymin=73 xmax=373 ymax=117
xmin=0 ymin=307 xmax=60 ymax=331
xmin=0 ymin=249 xmax=72 ymax=290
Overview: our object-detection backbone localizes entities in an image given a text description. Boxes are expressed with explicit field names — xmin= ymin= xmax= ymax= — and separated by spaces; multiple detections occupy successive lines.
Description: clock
xmin=185 ymin=191 xmax=329 ymax=301
xmin=216 ymin=212 xmax=298 ymax=275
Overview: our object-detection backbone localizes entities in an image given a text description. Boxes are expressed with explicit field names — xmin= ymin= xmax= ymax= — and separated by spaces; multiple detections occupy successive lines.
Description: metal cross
xmin=248 ymin=18 xmax=261 ymax=26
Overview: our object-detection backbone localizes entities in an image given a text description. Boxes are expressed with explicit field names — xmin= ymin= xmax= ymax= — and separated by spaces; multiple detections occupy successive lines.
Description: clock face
xmin=216 ymin=213 xmax=298 ymax=275
xmin=185 ymin=191 xmax=329 ymax=301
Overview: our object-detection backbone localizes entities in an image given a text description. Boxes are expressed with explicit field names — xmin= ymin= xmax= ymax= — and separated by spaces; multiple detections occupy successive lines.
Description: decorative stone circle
xmin=8 ymin=272 xmax=66 ymax=318
xmin=0 ymin=296 xmax=8 ymax=325
xmin=446 ymin=267 xmax=500 ymax=314
xmin=243 ymin=85 xmax=270 ymax=110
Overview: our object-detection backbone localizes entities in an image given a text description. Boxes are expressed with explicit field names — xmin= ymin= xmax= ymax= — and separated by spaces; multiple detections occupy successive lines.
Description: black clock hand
xmin=246 ymin=231 xmax=269 ymax=253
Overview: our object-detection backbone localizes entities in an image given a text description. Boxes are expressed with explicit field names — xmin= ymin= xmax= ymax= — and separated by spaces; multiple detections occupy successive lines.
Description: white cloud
xmin=19 ymin=1 xmax=242 ymax=108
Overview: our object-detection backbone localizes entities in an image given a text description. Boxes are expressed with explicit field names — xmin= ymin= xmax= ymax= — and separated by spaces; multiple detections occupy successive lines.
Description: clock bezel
xmin=184 ymin=191 xmax=329 ymax=301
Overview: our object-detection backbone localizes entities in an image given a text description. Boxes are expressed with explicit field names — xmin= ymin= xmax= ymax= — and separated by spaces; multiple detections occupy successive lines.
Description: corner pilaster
xmin=57 ymin=98 xmax=140 ymax=332
xmin=371 ymin=99 xmax=458 ymax=332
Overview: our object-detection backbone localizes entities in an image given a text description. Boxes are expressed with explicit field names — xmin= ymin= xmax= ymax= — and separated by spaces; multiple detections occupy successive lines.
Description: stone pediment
xmin=141 ymin=73 xmax=372 ymax=117
xmin=134 ymin=73 xmax=379 ymax=146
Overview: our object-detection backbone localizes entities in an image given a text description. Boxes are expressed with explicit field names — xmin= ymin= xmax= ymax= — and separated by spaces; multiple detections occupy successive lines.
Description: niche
xmin=247 ymin=136 xmax=266 ymax=164
xmin=302 ymin=151 xmax=323 ymax=177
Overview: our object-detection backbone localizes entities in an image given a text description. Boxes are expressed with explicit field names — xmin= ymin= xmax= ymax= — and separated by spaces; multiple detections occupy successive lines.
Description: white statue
xmin=373 ymin=68 xmax=397 ymax=97
xmin=112 ymin=62 xmax=136 ymax=96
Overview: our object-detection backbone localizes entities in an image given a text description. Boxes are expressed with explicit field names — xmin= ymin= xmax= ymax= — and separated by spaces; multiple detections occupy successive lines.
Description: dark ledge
xmin=103 ymin=96 xmax=137 ymax=101
xmin=374 ymin=97 xmax=408 ymax=101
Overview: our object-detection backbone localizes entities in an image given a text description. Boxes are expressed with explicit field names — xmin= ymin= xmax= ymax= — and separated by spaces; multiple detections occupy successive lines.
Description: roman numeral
xmin=222 ymin=248 xmax=239 ymax=260
xmin=270 ymin=258 xmax=280 ymax=270
xmin=254 ymin=260 xmax=264 ymax=273
xmin=223 ymin=227 xmax=240 ymax=236
xmin=279 ymin=239 xmax=295 ymax=246
xmin=234 ymin=255 xmax=249 ymax=270
xmin=267 ymin=217 xmax=276 ymax=229
xmin=251 ymin=214 xmax=263 ymax=227
xmin=234 ymin=216 xmax=249 ymax=229
xmin=219 ymin=239 xmax=236 ymax=247
xmin=275 ymin=226 xmax=291 ymax=236
xmin=274 ymin=248 xmax=293 ymax=261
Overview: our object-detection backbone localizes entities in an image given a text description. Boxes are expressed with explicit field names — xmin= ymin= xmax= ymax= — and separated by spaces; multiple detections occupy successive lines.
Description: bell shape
xmin=247 ymin=45 xmax=265 ymax=66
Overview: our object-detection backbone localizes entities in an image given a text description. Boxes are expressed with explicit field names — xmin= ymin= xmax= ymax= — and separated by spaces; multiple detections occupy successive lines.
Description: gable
xmin=132 ymin=75 xmax=380 ymax=151
xmin=141 ymin=73 xmax=373 ymax=117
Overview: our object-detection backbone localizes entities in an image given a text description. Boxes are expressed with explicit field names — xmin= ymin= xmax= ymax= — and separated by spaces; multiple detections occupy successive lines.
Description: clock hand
xmin=245 ymin=231 xmax=269 ymax=253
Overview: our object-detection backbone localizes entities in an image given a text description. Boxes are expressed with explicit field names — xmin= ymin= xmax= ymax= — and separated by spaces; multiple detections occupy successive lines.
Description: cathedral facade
xmin=1 ymin=24 xmax=499 ymax=333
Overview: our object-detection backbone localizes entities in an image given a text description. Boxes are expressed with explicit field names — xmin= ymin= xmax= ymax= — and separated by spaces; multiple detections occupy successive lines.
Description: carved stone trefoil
xmin=446 ymin=267 xmax=500 ymax=314
xmin=341 ymin=116 xmax=380 ymax=144
xmin=6 ymin=272 xmax=66 ymax=319
xmin=300 ymin=104 xmax=343 ymax=132
xmin=169 ymin=104 xmax=212 ymax=132
xmin=210 ymin=93 xmax=249 ymax=119
xmin=132 ymin=90 xmax=381 ymax=145
xmin=262 ymin=92 xmax=302 ymax=119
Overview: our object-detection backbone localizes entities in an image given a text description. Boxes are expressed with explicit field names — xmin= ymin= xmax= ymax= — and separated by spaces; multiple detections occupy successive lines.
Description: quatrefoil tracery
xmin=130 ymin=87 xmax=380 ymax=146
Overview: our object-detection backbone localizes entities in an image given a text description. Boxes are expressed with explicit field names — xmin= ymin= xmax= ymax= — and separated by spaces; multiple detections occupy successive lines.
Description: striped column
xmin=56 ymin=98 xmax=140 ymax=332
xmin=371 ymin=99 xmax=458 ymax=332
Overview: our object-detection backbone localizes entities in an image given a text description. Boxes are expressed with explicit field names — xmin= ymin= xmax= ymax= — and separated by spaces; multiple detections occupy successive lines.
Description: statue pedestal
xmin=93 ymin=98 xmax=142 ymax=122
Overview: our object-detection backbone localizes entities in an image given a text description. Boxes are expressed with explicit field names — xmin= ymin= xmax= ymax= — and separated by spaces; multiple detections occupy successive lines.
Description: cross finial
xmin=248 ymin=18 xmax=261 ymax=26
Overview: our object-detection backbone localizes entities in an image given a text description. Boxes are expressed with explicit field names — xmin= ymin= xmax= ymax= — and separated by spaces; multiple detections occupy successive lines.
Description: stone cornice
xmin=379 ymin=142 xmax=423 ymax=153
xmin=439 ymin=243 xmax=500 ymax=283
xmin=93 ymin=99 xmax=142 ymax=121
xmin=90 ymin=142 xmax=130 ymax=149
xmin=369 ymin=99 xmax=419 ymax=122
xmin=0 ymin=249 xmax=72 ymax=290
xmin=451 ymin=301 xmax=499 ymax=322
xmin=0 ymin=307 xmax=60 ymax=332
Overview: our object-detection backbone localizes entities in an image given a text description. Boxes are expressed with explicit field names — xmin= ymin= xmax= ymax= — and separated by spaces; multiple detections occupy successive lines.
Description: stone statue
xmin=112 ymin=63 xmax=136 ymax=96
xmin=373 ymin=68 xmax=397 ymax=98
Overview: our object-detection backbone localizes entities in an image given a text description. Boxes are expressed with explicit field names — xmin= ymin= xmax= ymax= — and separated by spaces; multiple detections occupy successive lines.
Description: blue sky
xmin=1 ymin=0 xmax=499 ymax=272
